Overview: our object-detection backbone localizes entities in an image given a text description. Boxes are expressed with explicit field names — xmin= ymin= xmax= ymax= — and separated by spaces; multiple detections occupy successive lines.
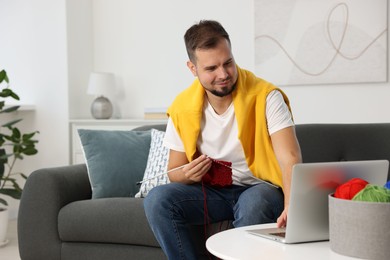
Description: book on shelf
xmin=144 ymin=107 xmax=168 ymax=119
xmin=144 ymin=112 xmax=168 ymax=119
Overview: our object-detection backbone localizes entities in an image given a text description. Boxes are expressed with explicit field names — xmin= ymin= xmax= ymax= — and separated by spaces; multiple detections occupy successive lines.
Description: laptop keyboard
xmin=270 ymin=232 xmax=286 ymax=238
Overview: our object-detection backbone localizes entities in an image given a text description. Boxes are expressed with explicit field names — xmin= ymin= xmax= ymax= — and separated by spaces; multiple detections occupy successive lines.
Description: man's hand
xmin=168 ymin=151 xmax=212 ymax=184
xmin=182 ymin=155 xmax=212 ymax=183
xmin=276 ymin=207 xmax=288 ymax=228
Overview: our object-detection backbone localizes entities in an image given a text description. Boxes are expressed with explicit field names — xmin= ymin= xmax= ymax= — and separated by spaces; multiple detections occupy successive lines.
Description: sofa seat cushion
xmin=58 ymin=198 xmax=160 ymax=247
xmin=58 ymin=197 xmax=233 ymax=252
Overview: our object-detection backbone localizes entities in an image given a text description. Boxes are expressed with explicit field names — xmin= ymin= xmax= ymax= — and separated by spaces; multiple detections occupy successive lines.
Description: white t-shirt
xmin=163 ymin=90 xmax=293 ymax=185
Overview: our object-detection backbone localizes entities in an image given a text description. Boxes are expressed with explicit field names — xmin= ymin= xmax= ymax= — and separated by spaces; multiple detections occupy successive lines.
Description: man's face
xmin=187 ymin=39 xmax=238 ymax=97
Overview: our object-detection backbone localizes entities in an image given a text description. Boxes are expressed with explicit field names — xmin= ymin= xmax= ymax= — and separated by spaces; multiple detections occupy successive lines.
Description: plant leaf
xmin=0 ymin=88 xmax=19 ymax=100
xmin=0 ymin=105 xmax=20 ymax=113
xmin=0 ymin=164 xmax=4 ymax=178
xmin=0 ymin=70 xmax=5 ymax=82
xmin=22 ymin=131 xmax=39 ymax=141
xmin=0 ymin=70 xmax=8 ymax=84
xmin=2 ymin=118 xmax=22 ymax=128
xmin=0 ymin=197 xmax=7 ymax=206
xmin=0 ymin=188 xmax=22 ymax=200
xmin=22 ymin=146 xmax=38 ymax=155
xmin=12 ymin=128 xmax=21 ymax=139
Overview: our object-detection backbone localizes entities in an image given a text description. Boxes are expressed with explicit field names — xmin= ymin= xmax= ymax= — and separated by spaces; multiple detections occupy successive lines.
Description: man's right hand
xmin=182 ymin=155 xmax=212 ymax=183
xmin=167 ymin=151 xmax=212 ymax=184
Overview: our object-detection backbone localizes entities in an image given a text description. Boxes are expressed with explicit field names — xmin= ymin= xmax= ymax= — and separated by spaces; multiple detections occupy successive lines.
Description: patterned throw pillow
xmin=135 ymin=129 xmax=170 ymax=198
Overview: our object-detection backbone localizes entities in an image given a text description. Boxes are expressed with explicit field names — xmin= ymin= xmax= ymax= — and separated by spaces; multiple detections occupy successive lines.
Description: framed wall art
xmin=254 ymin=0 xmax=388 ymax=85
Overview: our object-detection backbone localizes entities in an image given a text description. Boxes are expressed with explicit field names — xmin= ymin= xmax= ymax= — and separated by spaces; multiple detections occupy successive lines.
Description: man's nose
xmin=217 ymin=67 xmax=228 ymax=79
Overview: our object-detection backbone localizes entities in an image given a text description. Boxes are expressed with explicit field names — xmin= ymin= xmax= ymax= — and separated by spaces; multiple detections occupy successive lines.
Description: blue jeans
xmin=143 ymin=182 xmax=284 ymax=260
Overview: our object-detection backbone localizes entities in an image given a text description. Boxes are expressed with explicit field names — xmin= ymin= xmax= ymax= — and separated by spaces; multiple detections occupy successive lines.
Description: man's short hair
xmin=184 ymin=20 xmax=231 ymax=62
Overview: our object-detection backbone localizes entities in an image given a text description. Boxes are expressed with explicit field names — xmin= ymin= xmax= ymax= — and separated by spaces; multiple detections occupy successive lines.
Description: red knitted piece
xmin=334 ymin=178 xmax=369 ymax=200
xmin=202 ymin=159 xmax=233 ymax=187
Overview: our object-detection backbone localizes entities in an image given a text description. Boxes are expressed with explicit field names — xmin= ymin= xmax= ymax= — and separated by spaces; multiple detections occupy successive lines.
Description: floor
xmin=0 ymin=220 xmax=20 ymax=260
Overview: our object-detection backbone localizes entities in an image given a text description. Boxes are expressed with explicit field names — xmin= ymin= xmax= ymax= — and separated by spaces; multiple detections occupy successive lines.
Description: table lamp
xmin=87 ymin=72 xmax=115 ymax=119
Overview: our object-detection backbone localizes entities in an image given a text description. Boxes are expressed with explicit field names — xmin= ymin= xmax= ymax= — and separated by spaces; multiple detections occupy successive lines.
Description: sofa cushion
xmin=135 ymin=129 xmax=170 ymax=198
xmin=78 ymin=129 xmax=151 ymax=198
xmin=58 ymin=198 xmax=160 ymax=247
xmin=58 ymin=197 xmax=232 ymax=253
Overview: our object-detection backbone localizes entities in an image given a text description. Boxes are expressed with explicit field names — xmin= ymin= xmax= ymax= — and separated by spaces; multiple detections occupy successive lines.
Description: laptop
xmin=247 ymin=160 xmax=389 ymax=244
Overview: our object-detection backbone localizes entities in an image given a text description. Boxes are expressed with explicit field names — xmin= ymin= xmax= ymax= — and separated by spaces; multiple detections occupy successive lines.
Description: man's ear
xmin=187 ymin=60 xmax=197 ymax=77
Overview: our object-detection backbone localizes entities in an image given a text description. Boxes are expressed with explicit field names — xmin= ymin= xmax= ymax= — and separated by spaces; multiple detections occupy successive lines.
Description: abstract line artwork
xmin=254 ymin=0 xmax=388 ymax=86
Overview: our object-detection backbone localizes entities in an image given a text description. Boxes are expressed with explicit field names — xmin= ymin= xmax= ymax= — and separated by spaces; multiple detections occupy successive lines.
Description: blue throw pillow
xmin=78 ymin=129 xmax=151 ymax=199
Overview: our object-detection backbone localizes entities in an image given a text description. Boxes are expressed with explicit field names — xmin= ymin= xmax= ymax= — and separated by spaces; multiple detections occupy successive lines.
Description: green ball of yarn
xmin=352 ymin=184 xmax=390 ymax=203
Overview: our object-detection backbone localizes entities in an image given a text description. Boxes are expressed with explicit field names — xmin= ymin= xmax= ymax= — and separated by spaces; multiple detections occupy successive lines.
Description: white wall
xmin=68 ymin=0 xmax=390 ymax=124
xmin=67 ymin=0 xmax=94 ymax=119
xmin=0 ymin=0 xmax=69 ymax=218
xmin=68 ymin=0 xmax=254 ymax=119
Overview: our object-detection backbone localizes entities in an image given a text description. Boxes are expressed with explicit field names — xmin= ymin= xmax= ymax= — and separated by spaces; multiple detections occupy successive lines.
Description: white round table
xmin=206 ymin=223 xmax=357 ymax=260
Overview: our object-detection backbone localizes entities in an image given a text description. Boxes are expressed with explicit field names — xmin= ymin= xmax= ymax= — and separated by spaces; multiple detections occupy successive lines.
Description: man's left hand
xmin=276 ymin=207 xmax=288 ymax=228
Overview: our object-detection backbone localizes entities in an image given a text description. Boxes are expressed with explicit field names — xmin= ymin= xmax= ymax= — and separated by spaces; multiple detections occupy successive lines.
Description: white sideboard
xmin=69 ymin=119 xmax=167 ymax=165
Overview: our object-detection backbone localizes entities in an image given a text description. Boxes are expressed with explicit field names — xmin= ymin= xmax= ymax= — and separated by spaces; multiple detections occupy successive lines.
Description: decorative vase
xmin=0 ymin=208 xmax=8 ymax=244
xmin=90 ymin=96 xmax=113 ymax=119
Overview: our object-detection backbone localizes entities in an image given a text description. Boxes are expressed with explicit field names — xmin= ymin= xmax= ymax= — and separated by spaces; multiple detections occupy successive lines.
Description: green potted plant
xmin=0 ymin=69 xmax=39 ymax=244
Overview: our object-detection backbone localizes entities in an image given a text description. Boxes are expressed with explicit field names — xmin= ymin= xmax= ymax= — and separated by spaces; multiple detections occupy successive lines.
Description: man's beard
xmin=209 ymin=82 xmax=237 ymax=97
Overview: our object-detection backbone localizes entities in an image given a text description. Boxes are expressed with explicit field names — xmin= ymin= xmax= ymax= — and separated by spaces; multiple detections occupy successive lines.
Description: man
xmin=144 ymin=20 xmax=302 ymax=260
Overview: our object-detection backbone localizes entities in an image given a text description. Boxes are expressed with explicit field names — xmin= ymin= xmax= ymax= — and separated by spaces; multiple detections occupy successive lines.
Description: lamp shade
xmin=87 ymin=72 xmax=115 ymax=96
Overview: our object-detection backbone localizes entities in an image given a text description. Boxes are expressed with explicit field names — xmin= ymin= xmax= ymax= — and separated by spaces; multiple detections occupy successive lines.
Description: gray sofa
xmin=18 ymin=123 xmax=390 ymax=260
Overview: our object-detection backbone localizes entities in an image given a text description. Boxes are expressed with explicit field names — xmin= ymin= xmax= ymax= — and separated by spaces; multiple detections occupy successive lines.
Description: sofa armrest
xmin=18 ymin=164 xmax=91 ymax=260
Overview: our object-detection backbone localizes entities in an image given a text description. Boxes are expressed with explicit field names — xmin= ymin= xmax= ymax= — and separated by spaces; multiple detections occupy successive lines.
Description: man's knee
xmin=144 ymin=183 xmax=187 ymax=214
xmin=144 ymin=187 xmax=167 ymax=222
xmin=233 ymin=184 xmax=284 ymax=226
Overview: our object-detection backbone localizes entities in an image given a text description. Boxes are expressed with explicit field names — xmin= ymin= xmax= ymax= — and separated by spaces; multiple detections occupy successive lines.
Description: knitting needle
xmin=137 ymin=158 xmax=280 ymax=189
xmin=136 ymin=164 xmax=188 ymax=185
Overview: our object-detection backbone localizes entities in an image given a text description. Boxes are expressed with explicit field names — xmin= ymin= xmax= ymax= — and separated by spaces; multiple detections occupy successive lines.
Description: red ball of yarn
xmin=334 ymin=178 xmax=369 ymax=200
